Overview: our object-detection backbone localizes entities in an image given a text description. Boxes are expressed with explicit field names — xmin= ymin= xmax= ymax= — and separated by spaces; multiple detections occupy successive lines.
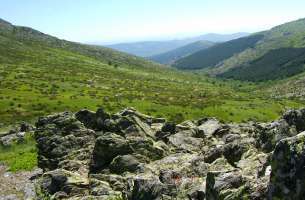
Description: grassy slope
xmin=219 ymin=47 xmax=305 ymax=81
xmin=150 ymin=41 xmax=216 ymax=64
xmin=174 ymin=18 xmax=305 ymax=81
xmin=174 ymin=34 xmax=263 ymax=69
xmin=0 ymin=18 xmax=303 ymax=126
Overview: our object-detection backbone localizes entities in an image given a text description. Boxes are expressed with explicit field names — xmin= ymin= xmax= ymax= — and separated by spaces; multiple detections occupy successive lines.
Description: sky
xmin=1 ymin=0 xmax=305 ymax=44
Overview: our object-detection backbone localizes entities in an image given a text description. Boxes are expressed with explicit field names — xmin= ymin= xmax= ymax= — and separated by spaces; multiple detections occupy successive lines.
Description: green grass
xmin=0 ymin=134 xmax=37 ymax=172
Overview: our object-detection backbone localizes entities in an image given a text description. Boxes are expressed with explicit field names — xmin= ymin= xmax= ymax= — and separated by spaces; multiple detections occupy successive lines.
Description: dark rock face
xmin=109 ymin=155 xmax=141 ymax=174
xmin=206 ymin=171 xmax=244 ymax=200
xmin=33 ymin=107 xmax=305 ymax=199
xmin=127 ymin=178 xmax=165 ymax=200
xmin=254 ymin=109 xmax=305 ymax=153
xmin=35 ymin=112 xmax=95 ymax=171
xmin=283 ymin=109 xmax=305 ymax=132
xmin=268 ymin=132 xmax=305 ymax=199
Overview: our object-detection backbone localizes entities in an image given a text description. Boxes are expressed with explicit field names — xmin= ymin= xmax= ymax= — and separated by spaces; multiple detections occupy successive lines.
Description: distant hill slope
xmin=105 ymin=33 xmax=249 ymax=57
xmin=149 ymin=40 xmax=216 ymax=64
xmin=219 ymin=47 xmax=305 ymax=81
xmin=174 ymin=18 xmax=305 ymax=81
xmin=174 ymin=34 xmax=264 ymax=69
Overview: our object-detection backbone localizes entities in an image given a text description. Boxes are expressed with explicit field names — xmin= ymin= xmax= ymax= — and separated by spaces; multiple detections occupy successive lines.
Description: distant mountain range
xmin=105 ymin=33 xmax=250 ymax=57
xmin=149 ymin=40 xmax=216 ymax=64
xmin=173 ymin=18 xmax=305 ymax=82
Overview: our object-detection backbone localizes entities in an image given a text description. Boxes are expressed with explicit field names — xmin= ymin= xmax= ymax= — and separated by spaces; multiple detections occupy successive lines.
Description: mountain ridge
xmin=105 ymin=32 xmax=250 ymax=57
xmin=150 ymin=40 xmax=216 ymax=64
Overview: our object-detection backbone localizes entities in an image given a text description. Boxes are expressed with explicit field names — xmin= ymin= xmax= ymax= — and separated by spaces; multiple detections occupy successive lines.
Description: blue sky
xmin=1 ymin=0 xmax=305 ymax=44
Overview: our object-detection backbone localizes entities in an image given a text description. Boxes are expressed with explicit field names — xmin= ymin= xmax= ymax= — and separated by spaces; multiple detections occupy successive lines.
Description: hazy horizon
xmin=93 ymin=32 xmax=251 ymax=45
xmin=1 ymin=0 xmax=305 ymax=44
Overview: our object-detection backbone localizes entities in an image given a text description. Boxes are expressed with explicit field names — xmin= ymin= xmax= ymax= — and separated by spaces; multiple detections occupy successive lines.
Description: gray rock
xmin=31 ymin=107 xmax=305 ymax=199
xmin=0 ymin=194 xmax=19 ymax=200
xmin=204 ymin=146 xmax=223 ymax=163
xmin=283 ymin=109 xmax=305 ymax=132
xmin=127 ymin=177 xmax=164 ymax=200
xmin=268 ymin=132 xmax=305 ymax=199
xmin=206 ymin=171 xmax=244 ymax=200
xmin=168 ymin=132 xmax=203 ymax=152
xmin=197 ymin=118 xmax=221 ymax=137
xmin=35 ymin=112 xmax=95 ymax=172
xmin=91 ymin=133 xmax=132 ymax=171
xmin=110 ymin=155 xmax=142 ymax=174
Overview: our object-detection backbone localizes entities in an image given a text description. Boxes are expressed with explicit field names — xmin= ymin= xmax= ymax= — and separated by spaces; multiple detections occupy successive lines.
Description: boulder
xmin=91 ymin=133 xmax=167 ymax=172
xmin=204 ymin=146 xmax=223 ymax=163
xmin=205 ymin=171 xmax=244 ymax=200
xmin=223 ymin=142 xmax=248 ymax=167
xmin=91 ymin=133 xmax=132 ymax=171
xmin=168 ymin=131 xmax=203 ymax=152
xmin=109 ymin=155 xmax=142 ymax=174
xmin=127 ymin=177 xmax=165 ymax=200
xmin=255 ymin=119 xmax=297 ymax=152
xmin=197 ymin=118 xmax=221 ymax=137
xmin=75 ymin=109 xmax=98 ymax=129
xmin=268 ymin=132 xmax=305 ymax=199
xmin=40 ymin=169 xmax=89 ymax=197
xmin=187 ymin=188 xmax=206 ymax=200
xmin=283 ymin=109 xmax=305 ymax=132
xmin=35 ymin=112 xmax=95 ymax=171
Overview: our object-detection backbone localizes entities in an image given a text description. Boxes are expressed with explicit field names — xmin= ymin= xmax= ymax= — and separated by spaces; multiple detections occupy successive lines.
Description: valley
xmin=1 ymin=10 xmax=305 ymax=200
xmin=0 ymin=18 xmax=302 ymax=127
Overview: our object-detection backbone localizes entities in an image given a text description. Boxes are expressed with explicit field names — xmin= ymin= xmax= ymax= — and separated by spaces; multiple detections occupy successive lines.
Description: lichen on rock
xmin=32 ymin=107 xmax=305 ymax=199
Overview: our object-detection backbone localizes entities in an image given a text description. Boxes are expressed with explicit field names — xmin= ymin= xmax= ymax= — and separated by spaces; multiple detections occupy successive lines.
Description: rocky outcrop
xmin=33 ymin=107 xmax=305 ymax=199
xmin=0 ymin=122 xmax=34 ymax=146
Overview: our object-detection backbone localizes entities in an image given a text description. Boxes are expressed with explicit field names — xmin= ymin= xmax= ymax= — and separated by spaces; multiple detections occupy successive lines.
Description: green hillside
xmin=0 ymin=18 xmax=303 ymax=125
xmin=174 ymin=18 xmax=305 ymax=81
xmin=150 ymin=40 xmax=216 ymax=64
xmin=219 ymin=48 xmax=305 ymax=81
xmin=174 ymin=34 xmax=263 ymax=69
xmin=0 ymin=19 xmax=164 ymax=71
